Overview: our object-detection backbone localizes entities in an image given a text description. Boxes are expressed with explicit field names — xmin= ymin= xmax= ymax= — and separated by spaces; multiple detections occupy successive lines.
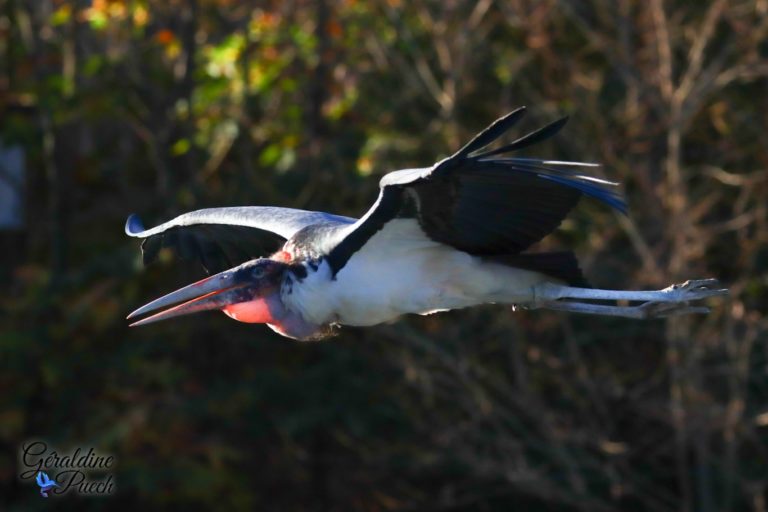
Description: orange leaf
xmin=155 ymin=29 xmax=175 ymax=45
xmin=327 ymin=19 xmax=342 ymax=38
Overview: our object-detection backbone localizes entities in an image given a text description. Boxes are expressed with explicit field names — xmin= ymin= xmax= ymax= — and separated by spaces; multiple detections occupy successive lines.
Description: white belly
xmin=284 ymin=219 xmax=550 ymax=327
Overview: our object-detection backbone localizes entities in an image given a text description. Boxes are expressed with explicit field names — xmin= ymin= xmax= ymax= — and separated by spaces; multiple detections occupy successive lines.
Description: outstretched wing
xmin=326 ymin=107 xmax=626 ymax=275
xmin=126 ymin=206 xmax=355 ymax=273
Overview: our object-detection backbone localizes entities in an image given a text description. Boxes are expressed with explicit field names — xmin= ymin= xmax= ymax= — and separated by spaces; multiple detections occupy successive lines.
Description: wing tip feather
xmin=125 ymin=214 xmax=146 ymax=237
xmin=453 ymin=106 xmax=528 ymax=159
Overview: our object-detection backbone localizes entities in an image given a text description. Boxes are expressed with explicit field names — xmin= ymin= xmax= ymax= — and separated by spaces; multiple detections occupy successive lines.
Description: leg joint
xmin=533 ymin=282 xmax=566 ymax=303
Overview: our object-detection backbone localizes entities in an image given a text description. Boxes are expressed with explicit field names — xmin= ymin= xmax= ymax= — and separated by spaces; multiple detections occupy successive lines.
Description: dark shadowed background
xmin=1 ymin=0 xmax=767 ymax=510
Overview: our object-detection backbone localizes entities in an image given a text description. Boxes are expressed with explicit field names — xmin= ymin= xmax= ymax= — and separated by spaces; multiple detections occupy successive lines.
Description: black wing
xmin=126 ymin=206 xmax=355 ymax=274
xmin=326 ymin=107 xmax=626 ymax=276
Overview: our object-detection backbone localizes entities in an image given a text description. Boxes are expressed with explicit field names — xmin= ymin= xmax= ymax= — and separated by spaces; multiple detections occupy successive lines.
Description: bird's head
xmin=127 ymin=258 xmax=289 ymax=326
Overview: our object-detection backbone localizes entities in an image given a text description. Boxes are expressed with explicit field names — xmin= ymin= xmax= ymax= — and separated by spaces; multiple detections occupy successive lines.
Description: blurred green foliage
xmin=1 ymin=0 xmax=767 ymax=510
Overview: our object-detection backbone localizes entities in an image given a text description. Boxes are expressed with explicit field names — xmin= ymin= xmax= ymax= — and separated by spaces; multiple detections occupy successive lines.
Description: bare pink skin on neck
xmin=219 ymin=259 xmax=322 ymax=340
xmin=221 ymin=258 xmax=290 ymax=324
xmin=222 ymin=299 xmax=274 ymax=323
xmin=272 ymin=250 xmax=292 ymax=262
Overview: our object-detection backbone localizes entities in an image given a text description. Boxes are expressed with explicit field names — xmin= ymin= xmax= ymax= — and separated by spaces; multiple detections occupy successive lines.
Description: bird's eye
xmin=252 ymin=267 xmax=265 ymax=278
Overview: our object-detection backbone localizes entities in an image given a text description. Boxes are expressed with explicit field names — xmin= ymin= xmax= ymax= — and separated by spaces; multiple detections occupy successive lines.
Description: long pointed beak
xmin=128 ymin=269 xmax=249 ymax=327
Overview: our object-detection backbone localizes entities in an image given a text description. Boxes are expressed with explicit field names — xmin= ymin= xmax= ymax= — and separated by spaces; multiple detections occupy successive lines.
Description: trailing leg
xmin=533 ymin=279 xmax=727 ymax=304
xmin=530 ymin=300 xmax=711 ymax=319
xmin=528 ymin=279 xmax=727 ymax=318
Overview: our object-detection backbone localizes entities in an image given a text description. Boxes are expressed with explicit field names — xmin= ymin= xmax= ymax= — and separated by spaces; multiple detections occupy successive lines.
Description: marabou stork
xmin=126 ymin=107 xmax=726 ymax=340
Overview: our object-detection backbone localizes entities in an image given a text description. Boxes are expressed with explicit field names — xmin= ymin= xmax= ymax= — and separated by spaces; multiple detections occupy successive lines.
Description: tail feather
xmin=485 ymin=251 xmax=590 ymax=288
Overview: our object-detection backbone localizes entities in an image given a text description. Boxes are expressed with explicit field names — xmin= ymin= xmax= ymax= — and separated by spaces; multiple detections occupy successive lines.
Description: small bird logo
xmin=35 ymin=471 xmax=59 ymax=497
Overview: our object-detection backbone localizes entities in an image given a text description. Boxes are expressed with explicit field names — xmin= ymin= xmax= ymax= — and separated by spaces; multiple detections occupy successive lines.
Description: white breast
xmin=283 ymin=219 xmax=549 ymax=327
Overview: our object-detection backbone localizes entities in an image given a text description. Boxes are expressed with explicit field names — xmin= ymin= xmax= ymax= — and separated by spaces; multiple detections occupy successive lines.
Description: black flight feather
xmin=452 ymin=106 xmax=527 ymax=159
xmin=327 ymin=109 xmax=626 ymax=276
xmin=475 ymin=116 xmax=569 ymax=158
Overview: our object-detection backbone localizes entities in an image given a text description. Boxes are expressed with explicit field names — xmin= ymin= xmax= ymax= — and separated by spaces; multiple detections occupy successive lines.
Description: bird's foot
xmin=631 ymin=279 xmax=728 ymax=318
xmin=661 ymin=279 xmax=729 ymax=302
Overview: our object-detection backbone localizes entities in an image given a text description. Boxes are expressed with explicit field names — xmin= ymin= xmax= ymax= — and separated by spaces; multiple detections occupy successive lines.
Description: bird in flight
xmin=126 ymin=107 xmax=726 ymax=340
